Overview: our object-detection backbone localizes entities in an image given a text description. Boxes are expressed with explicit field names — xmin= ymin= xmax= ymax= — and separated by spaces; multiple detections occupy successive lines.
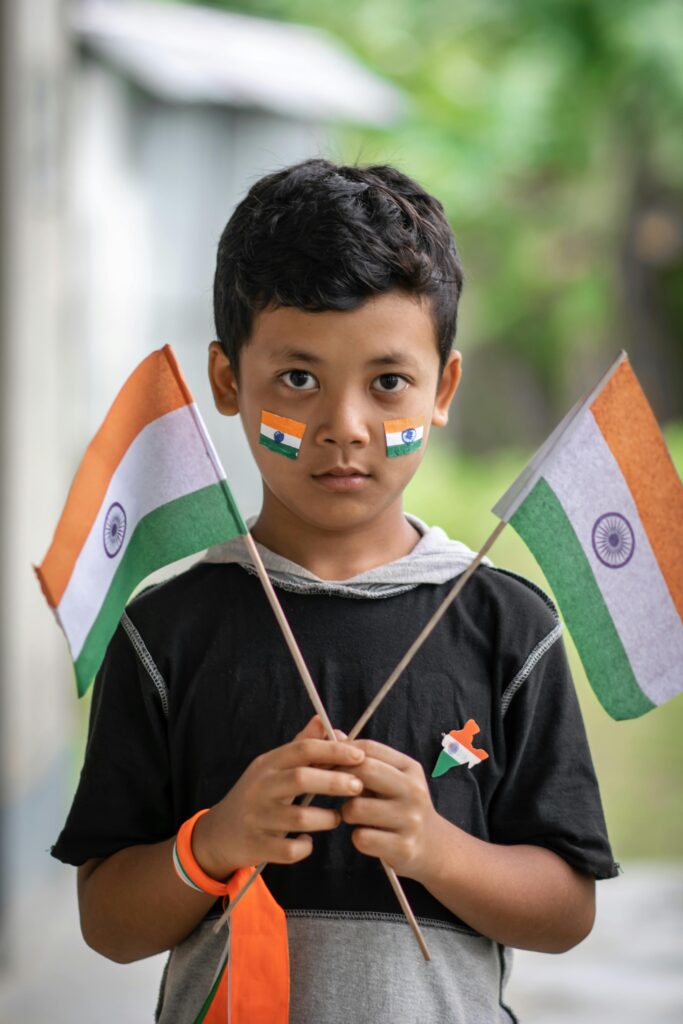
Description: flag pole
xmin=242 ymin=532 xmax=336 ymax=736
xmin=224 ymin=532 xmax=431 ymax=960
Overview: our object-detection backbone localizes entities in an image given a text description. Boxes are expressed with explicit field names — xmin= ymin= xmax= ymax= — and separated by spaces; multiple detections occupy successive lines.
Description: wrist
xmin=191 ymin=807 xmax=237 ymax=882
xmin=412 ymin=812 xmax=466 ymax=888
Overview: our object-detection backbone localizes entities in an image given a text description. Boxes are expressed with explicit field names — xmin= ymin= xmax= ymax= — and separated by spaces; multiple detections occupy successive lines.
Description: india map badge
xmin=432 ymin=719 xmax=489 ymax=777
xmin=259 ymin=410 xmax=306 ymax=459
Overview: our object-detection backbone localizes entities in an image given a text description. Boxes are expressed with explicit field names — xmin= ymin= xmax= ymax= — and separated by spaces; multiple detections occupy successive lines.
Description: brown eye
xmin=281 ymin=370 xmax=317 ymax=390
xmin=373 ymin=374 xmax=408 ymax=393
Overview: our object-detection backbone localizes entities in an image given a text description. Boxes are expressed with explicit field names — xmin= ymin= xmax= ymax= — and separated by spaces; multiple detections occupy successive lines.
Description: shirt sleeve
xmin=50 ymin=617 xmax=174 ymax=866
xmin=488 ymin=614 xmax=620 ymax=881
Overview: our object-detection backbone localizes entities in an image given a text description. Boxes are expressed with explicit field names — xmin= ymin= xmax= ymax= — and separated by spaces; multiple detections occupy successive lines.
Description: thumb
xmin=295 ymin=714 xmax=327 ymax=740
xmin=295 ymin=714 xmax=346 ymax=742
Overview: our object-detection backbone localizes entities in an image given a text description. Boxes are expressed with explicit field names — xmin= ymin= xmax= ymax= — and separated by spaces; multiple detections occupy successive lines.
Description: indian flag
xmin=35 ymin=345 xmax=248 ymax=696
xmin=492 ymin=351 xmax=683 ymax=721
xmin=385 ymin=417 xmax=424 ymax=457
xmin=259 ymin=411 xmax=306 ymax=460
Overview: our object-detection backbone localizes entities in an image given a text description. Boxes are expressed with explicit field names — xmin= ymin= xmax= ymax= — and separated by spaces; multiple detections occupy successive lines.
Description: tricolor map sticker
xmin=259 ymin=410 xmax=306 ymax=460
xmin=431 ymin=719 xmax=489 ymax=777
xmin=384 ymin=417 xmax=424 ymax=457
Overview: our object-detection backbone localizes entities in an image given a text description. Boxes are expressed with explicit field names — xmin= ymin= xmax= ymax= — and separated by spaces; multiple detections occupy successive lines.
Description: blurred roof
xmin=70 ymin=0 xmax=405 ymax=125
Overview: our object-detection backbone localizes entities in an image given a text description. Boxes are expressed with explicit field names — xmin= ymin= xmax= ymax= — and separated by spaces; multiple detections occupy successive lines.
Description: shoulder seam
xmin=486 ymin=565 xmax=560 ymax=619
xmin=120 ymin=612 xmax=170 ymax=719
xmin=501 ymin=621 xmax=564 ymax=717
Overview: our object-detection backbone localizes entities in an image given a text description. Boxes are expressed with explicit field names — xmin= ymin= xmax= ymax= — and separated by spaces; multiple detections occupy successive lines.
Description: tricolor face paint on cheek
xmin=259 ymin=410 xmax=307 ymax=459
xmin=384 ymin=416 xmax=425 ymax=457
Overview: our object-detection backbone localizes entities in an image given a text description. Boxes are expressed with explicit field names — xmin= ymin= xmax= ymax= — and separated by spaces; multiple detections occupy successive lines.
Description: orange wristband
xmin=173 ymin=808 xmax=232 ymax=897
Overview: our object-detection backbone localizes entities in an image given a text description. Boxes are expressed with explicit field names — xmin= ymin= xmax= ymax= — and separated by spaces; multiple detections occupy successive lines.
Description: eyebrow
xmin=269 ymin=348 xmax=323 ymax=364
xmin=366 ymin=351 xmax=418 ymax=368
xmin=269 ymin=347 xmax=418 ymax=368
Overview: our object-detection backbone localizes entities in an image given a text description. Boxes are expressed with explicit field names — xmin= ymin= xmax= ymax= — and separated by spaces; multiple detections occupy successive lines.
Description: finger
xmin=264 ymin=834 xmax=314 ymax=864
xmin=273 ymin=737 xmax=365 ymax=770
xmin=341 ymin=796 xmax=405 ymax=831
xmin=346 ymin=757 xmax=407 ymax=798
xmin=348 ymin=739 xmax=415 ymax=772
xmin=350 ymin=827 xmax=408 ymax=865
xmin=264 ymin=803 xmax=342 ymax=835
xmin=270 ymin=766 xmax=364 ymax=801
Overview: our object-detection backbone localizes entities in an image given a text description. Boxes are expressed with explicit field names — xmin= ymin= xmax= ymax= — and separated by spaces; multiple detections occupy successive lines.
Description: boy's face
xmin=208 ymin=290 xmax=461 ymax=539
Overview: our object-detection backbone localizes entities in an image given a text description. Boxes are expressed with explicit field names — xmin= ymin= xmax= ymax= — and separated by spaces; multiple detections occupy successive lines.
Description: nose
xmin=313 ymin=389 xmax=371 ymax=449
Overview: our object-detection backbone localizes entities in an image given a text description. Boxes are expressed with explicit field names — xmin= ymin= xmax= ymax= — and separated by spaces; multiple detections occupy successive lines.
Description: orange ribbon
xmin=200 ymin=867 xmax=289 ymax=1024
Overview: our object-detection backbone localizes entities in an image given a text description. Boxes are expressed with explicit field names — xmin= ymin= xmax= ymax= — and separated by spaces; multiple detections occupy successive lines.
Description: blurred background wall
xmin=0 ymin=0 xmax=403 ymax=987
xmin=1 ymin=0 xmax=681 ymax=1019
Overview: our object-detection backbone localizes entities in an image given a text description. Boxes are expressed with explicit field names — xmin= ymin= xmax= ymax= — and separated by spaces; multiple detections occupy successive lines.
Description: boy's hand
xmin=340 ymin=739 xmax=440 ymax=881
xmin=192 ymin=715 xmax=365 ymax=879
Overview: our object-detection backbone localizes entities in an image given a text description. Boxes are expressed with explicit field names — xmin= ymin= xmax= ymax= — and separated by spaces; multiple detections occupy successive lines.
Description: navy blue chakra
xmin=273 ymin=430 xmax=285 ymax=444
xmin=401 ymin=427 xmax=417 ymax=444
xmin=103 ymin=502 xmax=127 ymax=558
xmin=591 ymin=512 xmax=635 ymax=569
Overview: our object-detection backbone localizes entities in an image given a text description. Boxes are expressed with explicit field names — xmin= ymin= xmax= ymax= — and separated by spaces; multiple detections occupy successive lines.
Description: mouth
xmin=312 ymin=466 xmax=371 ymax=492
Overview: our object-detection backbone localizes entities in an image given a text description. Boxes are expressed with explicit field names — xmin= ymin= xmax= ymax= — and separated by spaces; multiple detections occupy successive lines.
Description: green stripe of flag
xmin=432 ymin=751 xmax=461 ymax=777
xmin=74 ymin=483 xmax=247 ymax=695
xmin=510 ymin=476 xmax=654 ymax=720
xmin=259 ymin=435 xmax=299 ymax=459
xmin=387 ymin=439 xmax=422 ymax=458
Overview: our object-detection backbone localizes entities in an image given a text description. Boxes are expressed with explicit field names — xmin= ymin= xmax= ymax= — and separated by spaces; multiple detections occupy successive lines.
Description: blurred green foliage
xmin=405 ymin=420 xmax=683 ymax=859
xmin=174 ymin=0 xmax=683 ymax=424
xmin=154 ymin=0 xmax=683 ymax=857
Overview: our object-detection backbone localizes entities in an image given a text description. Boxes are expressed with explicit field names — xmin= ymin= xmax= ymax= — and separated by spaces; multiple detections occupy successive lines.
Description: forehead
xmin=246 ymin=291 xmax=439 ymax=368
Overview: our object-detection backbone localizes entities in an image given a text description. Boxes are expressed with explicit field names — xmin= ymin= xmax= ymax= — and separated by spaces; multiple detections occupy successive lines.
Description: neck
xmin=250 ymin=495 xmax=421 ymax=580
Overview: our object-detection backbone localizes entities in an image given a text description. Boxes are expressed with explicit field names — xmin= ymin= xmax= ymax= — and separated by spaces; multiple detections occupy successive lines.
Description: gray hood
xmin=201 ymin=513 xmax=494 ymax=599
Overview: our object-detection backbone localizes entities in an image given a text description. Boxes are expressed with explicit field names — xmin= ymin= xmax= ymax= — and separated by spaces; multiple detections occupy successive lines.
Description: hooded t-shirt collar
xmin=201 ymin=513 xmax=494 ymax=599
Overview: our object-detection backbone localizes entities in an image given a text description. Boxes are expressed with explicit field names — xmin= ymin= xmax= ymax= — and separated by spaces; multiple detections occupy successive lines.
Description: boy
xmin=51 ymin=159 xmax=619 ymax=1023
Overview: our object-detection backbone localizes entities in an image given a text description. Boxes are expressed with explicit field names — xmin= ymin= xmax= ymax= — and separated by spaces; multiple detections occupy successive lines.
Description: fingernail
xmin=350 ymin=747 xmax=363 ymax=760
xmin=350 ymin=778 xmax=363 ymax=792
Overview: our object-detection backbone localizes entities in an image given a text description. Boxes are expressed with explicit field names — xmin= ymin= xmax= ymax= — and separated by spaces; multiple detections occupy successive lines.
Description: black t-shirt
xmin=51 ymin=561 xmax=619 ymax=931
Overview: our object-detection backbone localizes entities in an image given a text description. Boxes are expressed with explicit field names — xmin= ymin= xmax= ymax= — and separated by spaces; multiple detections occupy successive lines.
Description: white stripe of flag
xmin=386 ymin=424 xmax=424 ymax=449
xmin=260 ymin=422 xmax=303 ymax=451
xmin=543 ymin=410 xmax=683 ymax=706
xmin=58 ymin=404 xmax=221 ymax=661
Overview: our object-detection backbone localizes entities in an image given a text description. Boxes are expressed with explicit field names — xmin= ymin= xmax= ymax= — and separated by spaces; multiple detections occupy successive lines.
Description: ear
xmin=208 ymin=341 xmax=240 ymax=416
xmin=431 ymin=349 xmax=462 ymax=427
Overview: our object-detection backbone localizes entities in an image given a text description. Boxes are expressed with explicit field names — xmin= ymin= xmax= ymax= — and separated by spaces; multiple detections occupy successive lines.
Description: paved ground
xmin=0 ymin=861 xmax=680 ymax=1022
xmin=506 ymin=862 xmax=683 ymax=1023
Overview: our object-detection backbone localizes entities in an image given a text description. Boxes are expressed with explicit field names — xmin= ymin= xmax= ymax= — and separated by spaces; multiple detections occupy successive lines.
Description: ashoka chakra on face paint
xmin=401 ymin=428 xmax=417 ymax=444
xmin=273 ymin=430 xmax=285 ymax=444
xmin=591 ymin=512 xmax=635 ymax=568
xmin=103 ymin=501 xmax=127 ymax=558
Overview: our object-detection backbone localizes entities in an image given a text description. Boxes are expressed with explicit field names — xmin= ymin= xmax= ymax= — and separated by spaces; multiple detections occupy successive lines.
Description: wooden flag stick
xmin=215 ymin=532 xmax=431 ymax=959
xmin=242 ymin=532 xmax=336 ymax=737
xmin=347 ymin=519 xmax=507 ymax=741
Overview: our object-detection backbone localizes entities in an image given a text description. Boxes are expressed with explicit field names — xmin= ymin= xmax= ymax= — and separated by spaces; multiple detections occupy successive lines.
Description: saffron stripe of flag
xmin=35 ymin=346 xmax=248 ymax=696
xmin=384 ymin=417 xmax=424 ymax=457
xmin=259 ymin=410 xmax=306 ymax=459
xmin=492 ymin=352 xmax=683 ymax=720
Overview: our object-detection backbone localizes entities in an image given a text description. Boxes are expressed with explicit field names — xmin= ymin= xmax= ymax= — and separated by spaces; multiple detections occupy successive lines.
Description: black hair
xmin=213 ymin=158 xmax=463 ymax=377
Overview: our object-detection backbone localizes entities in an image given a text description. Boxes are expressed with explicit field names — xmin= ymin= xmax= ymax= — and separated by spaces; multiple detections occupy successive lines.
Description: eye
xmin=280 ymin=370 xmax=318 ymax=391
xmin=372 ymin=373 xmax=409 ymax=393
